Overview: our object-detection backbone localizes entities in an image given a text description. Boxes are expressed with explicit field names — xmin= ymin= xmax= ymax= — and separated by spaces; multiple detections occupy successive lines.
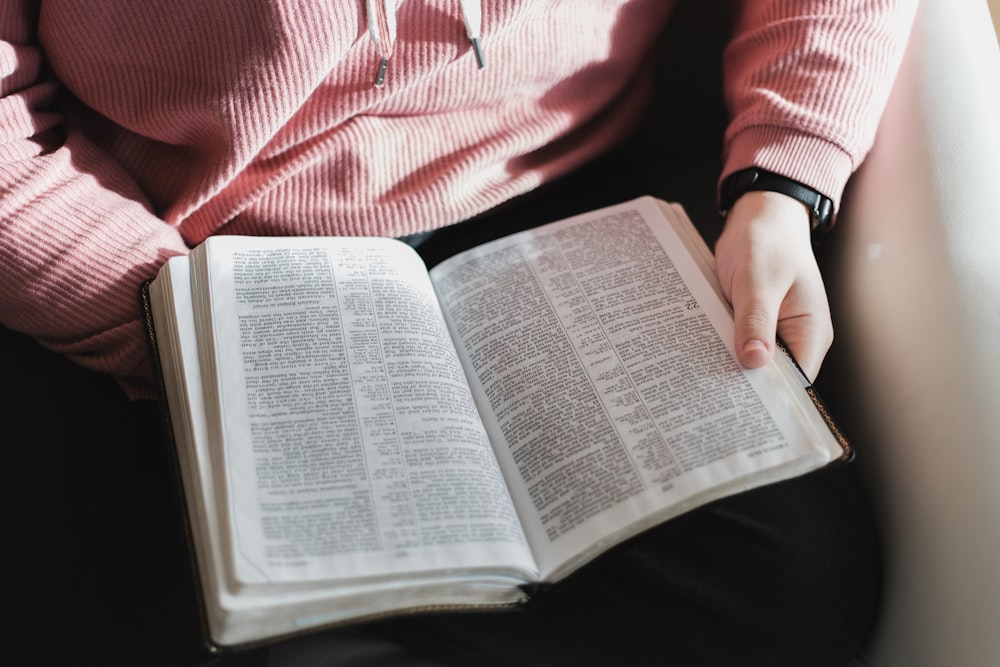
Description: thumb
xmin=731 ymin=289 xmax=780 ymax=370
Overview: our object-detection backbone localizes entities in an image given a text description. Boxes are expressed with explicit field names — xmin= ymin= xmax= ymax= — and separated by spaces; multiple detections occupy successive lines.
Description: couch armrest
xmin=835 ymin=0 xmax=1000 ymax=664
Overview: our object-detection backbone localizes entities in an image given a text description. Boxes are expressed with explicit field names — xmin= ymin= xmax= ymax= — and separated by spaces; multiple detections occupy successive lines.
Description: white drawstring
xmin=458 ymin=0 xmax=486 ymax=69
xmin=365 ymin=0 xmax=485 ymax=88
xmin=365 ymin=0 xmax=397 ymax=87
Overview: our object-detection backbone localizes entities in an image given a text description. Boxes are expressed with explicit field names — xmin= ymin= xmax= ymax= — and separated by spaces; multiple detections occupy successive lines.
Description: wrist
xmin=723 ymin=190 xmax=814 ymax=248
xmin=719 ymin=167 xmax=834 ymax=236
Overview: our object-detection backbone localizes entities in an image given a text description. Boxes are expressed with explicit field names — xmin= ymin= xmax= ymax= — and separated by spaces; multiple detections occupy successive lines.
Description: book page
xmin=148 ymin=258 xmax=239 ymax=636
xmin=193 ymin=236 xmax=535 ymax=589
xmin=429 ymin=197 xmax=843 ymax=580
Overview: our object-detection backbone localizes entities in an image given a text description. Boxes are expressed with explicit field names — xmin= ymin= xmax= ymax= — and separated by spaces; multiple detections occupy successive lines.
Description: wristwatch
xmin=719 ymin=167 xmax=835 ymax=235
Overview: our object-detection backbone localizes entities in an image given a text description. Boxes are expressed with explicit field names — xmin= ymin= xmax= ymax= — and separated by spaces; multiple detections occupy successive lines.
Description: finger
xmin=730 ymin=290 xmax=781 ymax=370
xmin=778 ymin=319 xmax=827 ymax=382
xmin=776 ymin=295 xmax=834 ymax=382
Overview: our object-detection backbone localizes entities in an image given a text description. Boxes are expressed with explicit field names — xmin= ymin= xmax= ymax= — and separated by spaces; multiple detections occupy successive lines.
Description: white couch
xmin=835 ymin=0 xmax=1000 ymax=664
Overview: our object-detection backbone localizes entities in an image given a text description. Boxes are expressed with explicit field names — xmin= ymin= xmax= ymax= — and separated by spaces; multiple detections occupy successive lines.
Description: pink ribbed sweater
xmin=0 ymin=1 xmax=914 ymax=397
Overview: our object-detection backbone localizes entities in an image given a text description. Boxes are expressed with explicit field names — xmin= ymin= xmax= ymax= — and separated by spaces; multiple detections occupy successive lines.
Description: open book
xmin=143 ymin=196 xmax=849 ymax=650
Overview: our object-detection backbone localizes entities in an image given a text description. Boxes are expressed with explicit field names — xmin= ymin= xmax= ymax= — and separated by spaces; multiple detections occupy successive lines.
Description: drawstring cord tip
xmin=470 ymin=38 xmax=486 ymax=69
xmin=374 ymin=57 xmax=389 ymax=87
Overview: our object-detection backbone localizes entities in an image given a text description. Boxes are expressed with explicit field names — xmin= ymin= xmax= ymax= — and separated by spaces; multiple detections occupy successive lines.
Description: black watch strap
xmin=719 ymin=167 xmax=834 ymax=235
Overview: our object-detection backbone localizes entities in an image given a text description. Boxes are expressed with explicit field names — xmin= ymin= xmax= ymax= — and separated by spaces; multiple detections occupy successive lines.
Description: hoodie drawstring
xmin=459 ymin=0 xmax=486 ymax=70
xmin=365 ymin=0 xmax=485 ymax=87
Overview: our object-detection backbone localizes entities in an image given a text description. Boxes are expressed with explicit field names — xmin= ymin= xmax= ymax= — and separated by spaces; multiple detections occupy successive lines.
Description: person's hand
xmin=714 ymin=190 xmax=833 ymax=382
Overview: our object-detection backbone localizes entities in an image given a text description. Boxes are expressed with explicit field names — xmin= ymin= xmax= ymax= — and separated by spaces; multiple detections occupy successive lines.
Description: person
xmin=0 ymin=1 xmax=916 ymax=665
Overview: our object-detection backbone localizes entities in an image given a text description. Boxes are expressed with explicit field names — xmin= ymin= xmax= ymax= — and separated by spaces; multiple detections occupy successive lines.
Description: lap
xmin=0 ymin=324 xmax=210 ymax=666
xmin=365 ymin=464 xmax=880 ymax=667
xmin=1 ymin=147 xmax=881 ymax=667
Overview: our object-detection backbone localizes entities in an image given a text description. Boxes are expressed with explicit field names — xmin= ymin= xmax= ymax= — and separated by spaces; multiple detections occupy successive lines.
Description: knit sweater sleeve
xmin=0 ymin=3 xmax=189 ymax=398
xmin=721 ymin=0 xmax=917 ymax=209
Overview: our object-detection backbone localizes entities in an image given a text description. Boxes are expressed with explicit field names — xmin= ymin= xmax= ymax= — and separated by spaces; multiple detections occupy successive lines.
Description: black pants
xmin=375 ymin=470 xmax=879 ymax=667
